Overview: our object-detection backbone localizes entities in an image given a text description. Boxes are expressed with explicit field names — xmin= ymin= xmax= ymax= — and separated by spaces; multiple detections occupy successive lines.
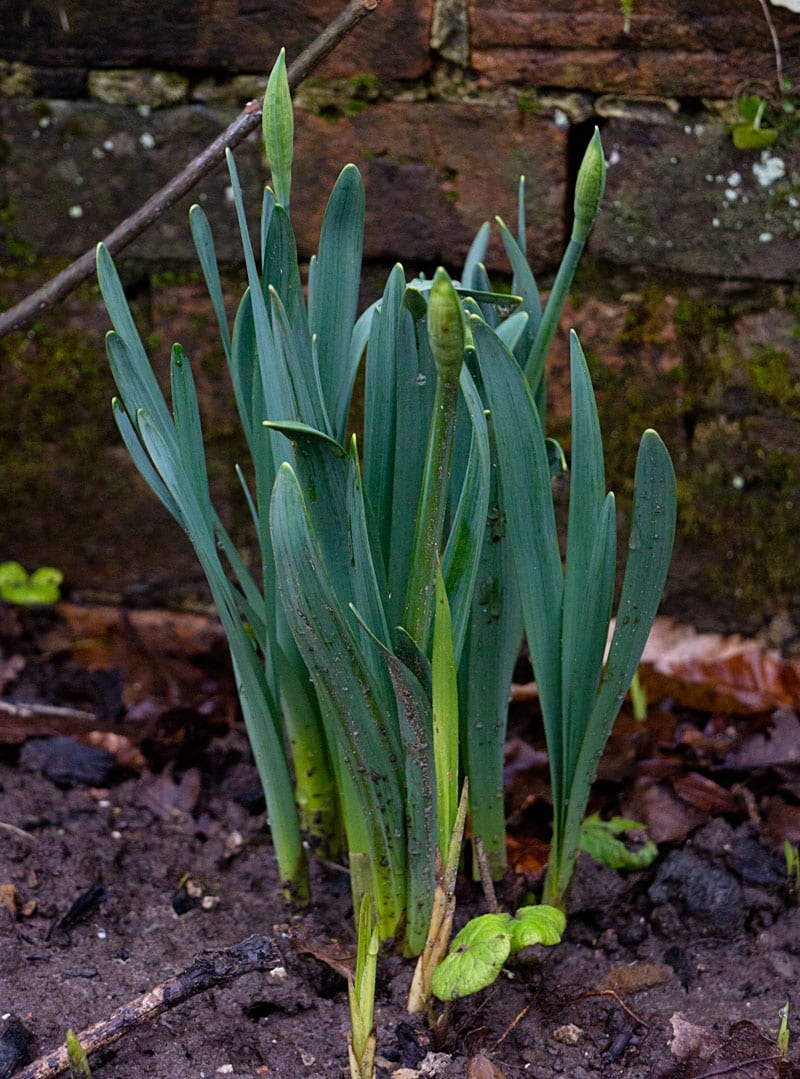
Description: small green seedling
xmin=629 ymin=670 xmax=648 ymax=722
xmin=347 ymin=895 xmax=379 ymax=1079
xmin=731 ymin=93 xmax=780 ymax=151
xmin=784 ymin=840 xmax=800 ymax=890
xmin=579 ymin=814 xmax=658 ymax=872
xmin=66 ymin=1029 xmax=92 ymax=1078
xmin=430 ymin=905 xmax=565 ymax=1001
xmin=0 ymin=562 xmax=63 ymax=606
xmin=778 ymin=1002 xmax=790 ymax=1060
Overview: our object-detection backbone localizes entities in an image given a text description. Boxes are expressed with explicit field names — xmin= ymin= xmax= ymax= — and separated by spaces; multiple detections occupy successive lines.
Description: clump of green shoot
xmin=0 ymin=562 xmax=63 ymax=605
xmin=347 ymin=896 xmax=379 ymax=1079
xmin=784 ymin=841 xmax=800 ymax=892
xmin=97 ymin=41 xmax=676 ymax=977
xmin=66 ymin=1030 xmax=92 ymax=1078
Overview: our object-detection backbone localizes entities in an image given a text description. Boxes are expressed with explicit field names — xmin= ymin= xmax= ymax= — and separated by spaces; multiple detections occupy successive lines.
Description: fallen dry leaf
xmin=640 ymin=618 xmax=800 ymax=713
xmin=138 ymin=764 xmax=202 ymax=820
xmin=506 ymin=834 xmax=550 ymax=875
xmin=0 ymin=883 xmax=17 ymax=919
xmin=671 ymin=772 xmax=739 ymax=815
xmin=467 ymin=1054 xmax=505 ymax=1078
xmin=622 ymin=780 xmax=706 ymax=844
xmin=727 ymin=709 xmax=800 ymax=769
xmin=597 ymin=962 xmax=672 ymax=994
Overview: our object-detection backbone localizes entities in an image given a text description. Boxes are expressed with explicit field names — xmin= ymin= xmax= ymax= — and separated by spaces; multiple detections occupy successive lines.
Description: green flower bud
xmin=572 ymin=127 xmax=606 ymax=242
xmin=427 ymin=267 xmax=465 ymax=382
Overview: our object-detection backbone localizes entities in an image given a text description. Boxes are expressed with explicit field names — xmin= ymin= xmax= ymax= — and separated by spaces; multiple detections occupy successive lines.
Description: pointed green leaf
xmin=441 ymin=363 xmax=491 ymax=664
xmin=462 ymin=221 xmax=490 ymax=290
xmin=561 ymin=332 xmax=616 ymax=777
xmin=309 ymin=165 xmax=365 ymax=442
xmin=270 ymin=463 xmax=406 ymax=936
xmin=432 ymin=567 xmax=459 ymax=856
xmin=263 ymin=48 xmax=293 ymax=208
xmin=471 ymin=317 xmax=563 ymax=780
xmin=189 ymin=204 xmax=231 ymax=362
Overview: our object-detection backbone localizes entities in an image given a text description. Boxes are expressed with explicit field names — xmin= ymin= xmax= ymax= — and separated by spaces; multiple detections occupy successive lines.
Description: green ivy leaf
xmin=507 ymin=905 xmax=566 ymax=954
xmin=430 ymin=923 xmax=511 ymax=1001
xmin=731 ymin=122 xmax=779 ymax=151
xmin=579 ymin=814 xmax=658 ymax=871
xmin=0 ymin=562 xmax=63 ymax=605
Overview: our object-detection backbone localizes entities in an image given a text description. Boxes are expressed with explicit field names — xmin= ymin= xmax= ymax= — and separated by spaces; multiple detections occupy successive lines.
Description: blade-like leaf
xmin=309 ymin=165 xmax=365 ymax=441
xmin=189 ymin=204 xmax=232 ymax=362
xmin=560 ymin=332 xmax=615 ymax=777
xmin=263 ymin=48 xmax=293 ymax=208
xmin=270 ymin=463 xmax=406 ymax=936
xmin=471 ymin=316 xmax=563 ymax=773
xmin=495 ymin=215 xmax=541 ymax=349
xmin=557 ymin=429 xmax=676 ymax=898
xmin=441 ymin=364 xmax=491 ymax=665
xmin=352 ymin=608 xmax=436 ymax=956
xmin=432 ymin=568 xmax=458 ymax=857
xmin=462 ymin=221 xmax=490 ymax=291
xmin=111 ymin=398 xmax=182 ymax=524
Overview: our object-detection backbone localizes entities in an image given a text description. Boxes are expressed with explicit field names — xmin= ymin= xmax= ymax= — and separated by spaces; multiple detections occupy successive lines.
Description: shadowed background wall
xmin=1 ymin=0 xmax=799 ymax=645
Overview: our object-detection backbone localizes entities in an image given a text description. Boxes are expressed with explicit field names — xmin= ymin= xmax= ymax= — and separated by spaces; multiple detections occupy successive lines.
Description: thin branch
xmin=757 ymin=0 xmax=784 ymax=91
xmin=0 ymin=0 xmax=382 ymax=340
xmin=13 ymin=935 xmax=283 ymax=1079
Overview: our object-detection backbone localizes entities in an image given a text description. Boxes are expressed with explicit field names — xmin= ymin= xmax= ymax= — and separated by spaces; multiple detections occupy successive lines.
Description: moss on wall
xmin=560 ymin=271 xmax=800 ymax=643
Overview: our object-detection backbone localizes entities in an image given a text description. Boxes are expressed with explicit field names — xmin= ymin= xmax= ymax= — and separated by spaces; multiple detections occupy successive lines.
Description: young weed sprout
xmin=97 ymin=44 xmax=676 ymax=1055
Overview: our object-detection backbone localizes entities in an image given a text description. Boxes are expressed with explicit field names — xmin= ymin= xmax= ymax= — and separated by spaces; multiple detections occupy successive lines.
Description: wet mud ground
xmin=1 ymin=602 xmax=800 ymax=1078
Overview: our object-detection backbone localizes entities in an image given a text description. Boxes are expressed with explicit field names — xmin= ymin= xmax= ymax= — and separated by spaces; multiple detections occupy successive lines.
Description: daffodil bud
xmin=427 ymin=267 xmax=465 ymax=383
xmin=572 ymin=127 xmax=606 ymax=242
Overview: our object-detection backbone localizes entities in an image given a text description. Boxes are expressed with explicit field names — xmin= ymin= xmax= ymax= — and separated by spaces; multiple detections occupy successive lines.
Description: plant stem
xmin=403 ymin=376 xmax=460 ymax=652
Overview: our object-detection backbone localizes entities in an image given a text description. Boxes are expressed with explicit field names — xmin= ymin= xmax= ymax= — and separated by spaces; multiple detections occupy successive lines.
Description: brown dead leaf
xmin=597 ymin=963 xmax=672 ymax=994
xmin=290 ymin=919 xmax=355 ymax=980
xmin=467 ymin=1054 xmax=505 ymax=1078
xmin=671 ymin=772 xmax=739 ymax=815
xmin=640 ymin=617 xmax=800 ymax=713
xmin=506 ymin=834 xmax=549 ymax=876
xmin=0 ymin=883 xmax=17 ymax=919
xmin=623 ymin=780 xmax=705 ymax=844
xmin=727 ymin=709 xmax=800 ymax=769
xmin=138 ymin=765 xmax=202 ymax=820
xmin=763 ymin=796 xmax=800 ymax=848
xmin=41 ymin=602 xmax=230 ymax=708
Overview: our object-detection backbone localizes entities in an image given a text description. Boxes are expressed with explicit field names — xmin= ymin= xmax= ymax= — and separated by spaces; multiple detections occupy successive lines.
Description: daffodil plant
xmin=97 ymin=47 xmax=675 ymax=958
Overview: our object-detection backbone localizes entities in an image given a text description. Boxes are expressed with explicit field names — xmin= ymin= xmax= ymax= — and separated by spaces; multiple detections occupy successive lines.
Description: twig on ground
xmin=0 ymin=0 xmax=382 ymax=341
xmin=13 ymin=935 xmax=283 ymax=1078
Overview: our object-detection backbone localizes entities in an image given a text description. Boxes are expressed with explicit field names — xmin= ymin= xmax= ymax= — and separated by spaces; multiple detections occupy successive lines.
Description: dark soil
xmin=1 ymin=603 xmax=800 ymax=1079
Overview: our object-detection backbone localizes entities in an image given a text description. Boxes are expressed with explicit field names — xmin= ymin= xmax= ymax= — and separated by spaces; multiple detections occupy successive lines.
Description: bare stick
xmin=756 ymin=0 xmax=784 ymax=91
xmin=14 ymin=935 xmax=283 ymax=1078
xmin=0 ymin=0 xmax=382 ymax=340
xmin=472 ymin=834 xmax=500 ymax=914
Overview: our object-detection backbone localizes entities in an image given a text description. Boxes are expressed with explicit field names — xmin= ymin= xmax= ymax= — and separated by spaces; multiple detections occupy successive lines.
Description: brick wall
xmin=1 ymin=0 xmax=800 ymax=641
xmin=2 ymin=0 xmax=798 ymax=275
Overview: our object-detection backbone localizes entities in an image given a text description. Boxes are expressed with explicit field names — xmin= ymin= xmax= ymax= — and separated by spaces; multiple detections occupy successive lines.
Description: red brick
xmin=469 ymin=0 xmax=800 ymax=98
xmin=0 ymin=0 xmax=432 ymax=82
xmin=291 ymin=102 xmax=567 ymax=272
